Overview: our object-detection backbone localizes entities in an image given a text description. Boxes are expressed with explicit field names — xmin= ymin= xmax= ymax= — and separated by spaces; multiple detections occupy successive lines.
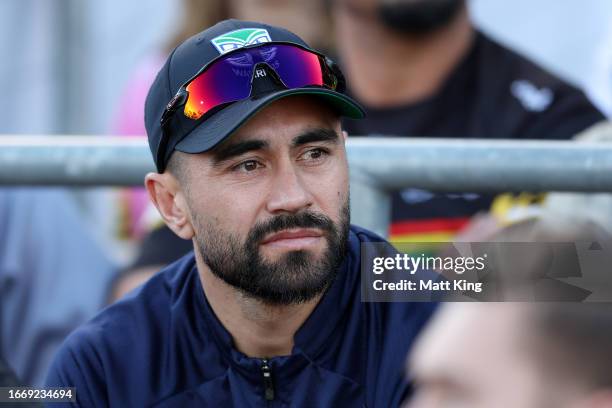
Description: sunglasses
xmin=161 ymin=42 xmax=346 ymax=126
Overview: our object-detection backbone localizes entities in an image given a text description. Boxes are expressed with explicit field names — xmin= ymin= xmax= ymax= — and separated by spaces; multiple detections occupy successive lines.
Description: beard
xmin=378 ymin=0 xmax=466 ymax=35
xmin=193 ymin=199 xmax=350 ymax=306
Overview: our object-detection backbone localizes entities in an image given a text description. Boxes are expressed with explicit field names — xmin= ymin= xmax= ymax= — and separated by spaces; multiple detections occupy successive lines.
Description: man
xmin=334 ymin=0 xmax=606 ymax=242
xmin=405 ymin=303 xmax=612 ymax=407
xmin=46 ymin=20 xmax=437 ymax=406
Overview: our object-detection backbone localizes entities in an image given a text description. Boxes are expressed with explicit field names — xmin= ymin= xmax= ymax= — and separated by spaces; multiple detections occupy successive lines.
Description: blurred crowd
xmin=1 ymin=0 xmax=612 ymax=405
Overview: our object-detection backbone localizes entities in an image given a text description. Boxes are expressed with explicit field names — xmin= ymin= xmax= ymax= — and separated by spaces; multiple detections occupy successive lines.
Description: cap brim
xmin=174 ymin=88 xmax=365 ymax=154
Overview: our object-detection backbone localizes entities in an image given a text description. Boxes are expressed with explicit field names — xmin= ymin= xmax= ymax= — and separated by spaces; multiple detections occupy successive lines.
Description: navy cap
xmin=144 ymin=19 xmax=365 ymax=173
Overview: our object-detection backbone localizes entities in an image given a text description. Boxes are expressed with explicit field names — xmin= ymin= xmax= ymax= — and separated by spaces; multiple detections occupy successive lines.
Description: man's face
xmin=406 ymin=304 xmax=585 ymax=408
xmin=179 ymin=96 xmax=350 ymax=305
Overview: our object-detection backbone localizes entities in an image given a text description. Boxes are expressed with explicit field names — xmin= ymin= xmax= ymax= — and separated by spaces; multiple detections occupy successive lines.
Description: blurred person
xmin=406 ymin=303 xmax=612 ymax=408
xmin=396 ymin=141 xmax=609 ymax=405
xmin=467 ymin=0 xmax=612 ymax=119
xmin=333 ymin=0 xmax=606 ymax=243
xmin=0 ymin=189 xmax=116 ymax=386
xmin=47 ymin=20 xmax=437 ymax=406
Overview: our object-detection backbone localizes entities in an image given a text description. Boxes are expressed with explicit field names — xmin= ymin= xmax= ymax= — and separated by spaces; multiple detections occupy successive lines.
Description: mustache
xmin=248 ymin=211 xmax=336 ymax=244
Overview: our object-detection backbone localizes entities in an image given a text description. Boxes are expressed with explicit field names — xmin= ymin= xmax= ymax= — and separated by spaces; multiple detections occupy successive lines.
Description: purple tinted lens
xmin=184 ymin=44 xmax=326 ymax=120
xmin=184 ymin=56 xmax=252 ymax=119
xmin=258 ymin=45 xmax=325 ymax=89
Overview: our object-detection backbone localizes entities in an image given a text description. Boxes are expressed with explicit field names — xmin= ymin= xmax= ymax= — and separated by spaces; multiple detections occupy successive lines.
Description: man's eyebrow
xmin=291 ymin=128 xmax=340 ymax=147
xmin=210 ymin=139 xmax=269 ymax=164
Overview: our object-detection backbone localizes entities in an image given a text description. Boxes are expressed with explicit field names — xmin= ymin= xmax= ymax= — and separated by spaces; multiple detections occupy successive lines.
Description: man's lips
xmin=259 ymin=228 xmax=324 ymax=248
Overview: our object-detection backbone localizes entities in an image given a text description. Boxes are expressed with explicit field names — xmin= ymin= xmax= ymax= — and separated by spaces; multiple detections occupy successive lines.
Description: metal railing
xmin=1 ymin=136 xmax=612 ymax=235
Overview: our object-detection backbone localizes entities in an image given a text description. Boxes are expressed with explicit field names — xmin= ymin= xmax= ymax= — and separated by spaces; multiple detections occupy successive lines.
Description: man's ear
xmin=144 ymin=172 xmax=195 ymax=240
xmin=342 ymin=130 xmax=348 ymax=142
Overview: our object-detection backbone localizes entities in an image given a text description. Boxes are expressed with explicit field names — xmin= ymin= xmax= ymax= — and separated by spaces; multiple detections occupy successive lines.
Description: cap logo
xmin=211 ymin=28 xmax=272 ymax=55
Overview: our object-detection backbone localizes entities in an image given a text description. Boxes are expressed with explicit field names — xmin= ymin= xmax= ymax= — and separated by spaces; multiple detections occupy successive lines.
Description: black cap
xmin=144 ymin=19 xmax=365 ymax=173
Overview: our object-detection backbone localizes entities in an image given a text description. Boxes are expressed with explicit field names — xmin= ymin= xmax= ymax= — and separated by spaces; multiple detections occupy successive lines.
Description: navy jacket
xmin=46 ymin=226 xmax=437 ymax=407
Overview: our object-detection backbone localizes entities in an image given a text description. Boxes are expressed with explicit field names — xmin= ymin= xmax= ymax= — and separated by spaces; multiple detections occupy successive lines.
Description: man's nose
xmin=265 ymin=162 xmax=314 ymax=214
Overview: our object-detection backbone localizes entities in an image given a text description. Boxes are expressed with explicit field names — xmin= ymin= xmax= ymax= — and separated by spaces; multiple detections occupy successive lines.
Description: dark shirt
xmin=343 ymin=30 xmax=606 ymax=242
xmin=46 ymin=225 xmax=437 ymax=407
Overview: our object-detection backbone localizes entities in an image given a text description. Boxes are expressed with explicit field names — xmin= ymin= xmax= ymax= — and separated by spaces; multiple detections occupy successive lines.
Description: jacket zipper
xmin=261 ymin=358 xmax=275 ymax=402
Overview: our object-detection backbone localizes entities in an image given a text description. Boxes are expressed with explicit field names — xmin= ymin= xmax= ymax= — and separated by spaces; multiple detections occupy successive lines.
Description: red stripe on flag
xmin=390 ymin=217 xmax=471 ymax=235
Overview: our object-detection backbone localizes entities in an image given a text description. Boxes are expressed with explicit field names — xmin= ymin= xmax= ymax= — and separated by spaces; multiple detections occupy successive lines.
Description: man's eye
xmin=302 ymin=148 xmax=328 ymax=161
xmin=234 ymin=160 xmax=262 ymax=172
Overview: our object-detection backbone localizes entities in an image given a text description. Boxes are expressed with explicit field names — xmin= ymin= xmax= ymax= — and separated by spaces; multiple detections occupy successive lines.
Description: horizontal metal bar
xmin=348 ymin=138 xmax=612 ymax=192
xmin=0 ymin=136 xmax=154 ymax=186
xmin=0 ymin=136 xmax=611 ymax=192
